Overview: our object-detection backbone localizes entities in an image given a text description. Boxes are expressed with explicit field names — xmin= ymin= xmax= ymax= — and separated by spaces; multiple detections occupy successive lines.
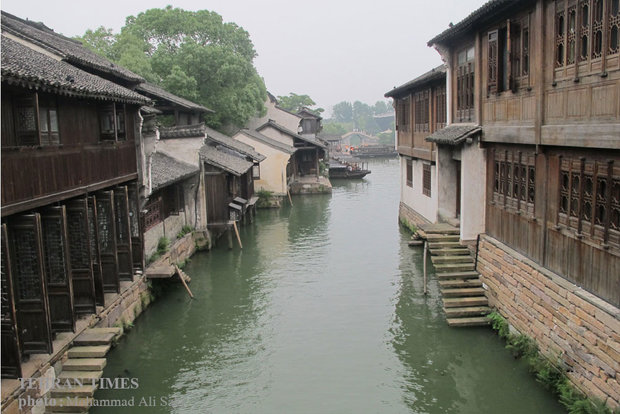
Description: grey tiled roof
xmin=428 ymin=0 xmax=520 ymax=46
xmin=1 ymin=11 xmax=143 ymax=83
xmin=385 ymin=65 xmax=446 ymax=98
xmin=205 ymin=126 xmax=265 ymax=162
xmin=257 ymin=120 xmax=327 ymax=149
xmin=425 ymin=124 xmax=481 ymax=146
xmin=140 ymin=106 xmax=162 ymax=115
xmin=136 ymin=82 xmax=213 ymax=113
xmin=238 ymin=129 xmax=296 ymax=154
xmin=159 ymin=123 xmax=206 ymax=139
xmin=151 ymin=152 xmax=199 ymax=190
xmin=1 ymin=36 xmax=150 ymax=104
xmin=200 ymin=146 xmax=253 ymax=176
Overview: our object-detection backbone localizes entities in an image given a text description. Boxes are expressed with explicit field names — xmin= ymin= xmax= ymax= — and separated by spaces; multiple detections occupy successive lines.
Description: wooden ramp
xmin=416 ymin=224 xmax=490 ymax=328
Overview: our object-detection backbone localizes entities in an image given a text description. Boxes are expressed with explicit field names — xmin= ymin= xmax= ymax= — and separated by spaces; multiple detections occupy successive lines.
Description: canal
xmin=93 ymin=159 xmax=565 ymax=413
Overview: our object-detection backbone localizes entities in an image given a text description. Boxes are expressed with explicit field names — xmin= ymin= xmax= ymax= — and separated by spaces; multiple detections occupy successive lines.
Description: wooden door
xmin=88 ymin=196 xmax=105 ymax=306
xmin=1 ymin=224 xmax=22 ymax=378
xmin=7 ymin=214 xmax=53 ymax=355
xmin=66 ymin=199 xmax=96 ymax=315
xmin=127 ymin=185 xmax=144 ymax=271
xmin=41 ymin=206 xmax=75 ymax=332
xmin=114 ymin=186 xmax=133 ymax=281
xmin=96 ymin=191 xmax=119 ymax=293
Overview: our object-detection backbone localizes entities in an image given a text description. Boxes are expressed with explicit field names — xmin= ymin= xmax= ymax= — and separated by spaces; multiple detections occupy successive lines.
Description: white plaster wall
xmin=437 ymin=146 xmax=458 ymax=221
xmin=234 ymin=132 xmax=290 ymax=196
xmin=156 ymin=137 xmax=204 ymax=166
xmin=246 ymin=98 xmax=301 ymax=132
xmin=400 ymin=157 xmax=438 ymax=223
xmin=258 ymin=125 xmax=295 ymax=147
xmin=460 ymin=139 xmax=487 ymax=241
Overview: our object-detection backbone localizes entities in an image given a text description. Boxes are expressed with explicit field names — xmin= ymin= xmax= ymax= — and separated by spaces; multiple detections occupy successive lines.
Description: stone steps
xmin=431 ymin=255 xmax=473 ymax=264
xmin=45 ymin=396 xmax=90 ymax=413
xmin=438 ymin=279 xmax=483 ymax=288
xmin=446 ymin=316 xmax=491 ymax=327
xmin=50 ymin=385 xmax=98 ymax=398
xmin=444 ymin=306 xmax=491 ymax=318
xmin=425 ymin=234 xmax=460 ymax=242
xmin=440 ymin=287 xmax=487 ymax=297
xmin=433 ymin=262 xmax=475 ymax=272
xmin=443 ymin=296 xmax=489 ymax=308
xmin=431 ymin=248 xmax=471 ymax=256
xmin=73 ymin=331 xmax=116 ymax=346
xmin=68 ymin=345 xmax=110 ymax=359
xmin=57 ymin=370 xmax=102 ymax=385
xmin=428 ymin=241 xmax=462 ymax=249
xmin=435 ymin=271 xmax=480 ymax=279
xmin=62 ymin=358 xmax=107 ymax=371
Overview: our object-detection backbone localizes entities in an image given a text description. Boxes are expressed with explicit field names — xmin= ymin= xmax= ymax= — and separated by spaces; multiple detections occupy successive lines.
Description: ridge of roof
xmin=205 ymin=126 xmax=266 ymax=162
xmin=385 ymin=64 xmax=447 ymax=98
xmin=136 ymin=82 xmax=212 ymax=113
xmin=257 ymin=120 xmax=327 ymax=149
xmin=237 ymin=129 xmax=297 ymax=154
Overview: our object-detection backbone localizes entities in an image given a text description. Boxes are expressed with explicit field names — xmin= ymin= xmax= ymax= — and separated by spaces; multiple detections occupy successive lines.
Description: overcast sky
xmin=1 ymin=0 xmax=485 ymax=115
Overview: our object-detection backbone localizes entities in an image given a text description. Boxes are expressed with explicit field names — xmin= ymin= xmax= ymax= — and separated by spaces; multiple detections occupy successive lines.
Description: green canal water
xmin=93 ymin=159 xmax=565 ymax=413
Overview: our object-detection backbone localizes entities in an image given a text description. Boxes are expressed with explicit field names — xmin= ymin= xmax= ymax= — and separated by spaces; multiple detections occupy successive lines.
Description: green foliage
xmin=487 ymin=311 xmax=616 ymax=414
xmin=176 ymin=225 xmax=194 ymax=239
xmin=377 ymin=131 xmax=395 ymax=146
xmin=332 ymin=101 xmax=353 ymax=123
xmin=327 ymin=100 xmax=393 ymax=136
xmin=78 ymin=6 xmax=266 ymax=129
xmin=277 ymin=93 xmax=324 ymax=115
xmin=322 ymin=122 xmax=348 ymax=135
xmin=256 ymin=190 xmax=275 ymax=208
xmin=399 ymin=217 xmax=417 ymax=234
xmin=157 ymin=236 xmax=170 ymax=254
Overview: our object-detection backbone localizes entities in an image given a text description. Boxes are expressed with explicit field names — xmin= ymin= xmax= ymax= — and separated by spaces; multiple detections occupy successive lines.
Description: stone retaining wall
xmin=398 ymin=202 xmax=431 ymax=230
xmin=477 ymin=235 xmax=620 ymax=409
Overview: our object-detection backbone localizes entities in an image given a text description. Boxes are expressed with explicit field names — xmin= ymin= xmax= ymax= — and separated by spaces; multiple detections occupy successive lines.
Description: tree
xmin=277 ymin=93 xmax=324 ymax=116
xmin=322 ymin=122 xmax=347 ymax=135
xmin=78 ymin=6 xmax=266 ymax=129
xmin=332 ymin=101 xmax=353 ymax=123
xmin=372 ymin=100 xmax=392 ymax=115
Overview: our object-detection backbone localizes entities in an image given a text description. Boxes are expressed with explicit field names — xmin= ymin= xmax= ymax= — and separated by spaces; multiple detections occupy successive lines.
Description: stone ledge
xmin=480 ymin=234 xmax=619 ymax=320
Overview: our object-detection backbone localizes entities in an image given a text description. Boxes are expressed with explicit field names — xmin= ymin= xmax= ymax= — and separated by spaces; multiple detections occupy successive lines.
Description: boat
xmin=349 ymin=145 xmax=397 ymax=158
xmin=328 ymin=157 xmax=371 ymax=179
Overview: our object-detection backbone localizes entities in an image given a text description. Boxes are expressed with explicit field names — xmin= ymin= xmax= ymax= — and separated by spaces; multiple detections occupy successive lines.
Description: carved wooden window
xmin=610 ymin=0 xmax=620 ymax=53
xmin=488 ymin=31 xmax=499 ymax=94
xmin=99 ymin=103 xmax=126 ymax=141
xmin=42 ymin=215 xmax=67 ymax=285
xmin=580 ymin=1 xmax=591 ymax=60
xmin=397 ymin=98 xmax=410 ymax=132
xmin=593 ymin=0 xmax=604 ymax=58
xmin=557 ymin=1 xmax=567 ymax=67
xmin=423 ymin=163 xmax=431 ymax=197
xmin=96 ymin=198 xmax=113 ymax=254
xmin=558 ymin=158 xmax=619 ymax=248
xmin=406 ymin=159 xmax=413 ymax=187
xmin=435 ymin=84 xmax=447 ymax=129
xmin=456 ymin=46 xmax=475 ymax=121
xmin=144 ymin=196 xmax=163 ymax=231
xmin=414 ymin=90 xmax=429 ymax=132
xmin=493 ymin=150 xmax=536 ymax=216
xmin=38 ymin=96 xmax=59 ymax=146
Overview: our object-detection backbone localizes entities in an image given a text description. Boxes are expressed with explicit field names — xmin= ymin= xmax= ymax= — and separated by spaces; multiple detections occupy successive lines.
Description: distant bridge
xmin=341 ymin=131 xmax=379 ymax=146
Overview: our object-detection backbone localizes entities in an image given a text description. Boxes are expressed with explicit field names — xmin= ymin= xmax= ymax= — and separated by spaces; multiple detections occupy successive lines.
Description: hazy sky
xmin=1 ymin=0 xmax=485 ymax=115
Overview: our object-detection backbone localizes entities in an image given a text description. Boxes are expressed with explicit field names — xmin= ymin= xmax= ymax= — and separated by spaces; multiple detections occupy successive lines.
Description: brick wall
xmin=399 ymin=201 xmax=431 ymax=229
xmin=477 ymin=235 xmax=620 ymax=409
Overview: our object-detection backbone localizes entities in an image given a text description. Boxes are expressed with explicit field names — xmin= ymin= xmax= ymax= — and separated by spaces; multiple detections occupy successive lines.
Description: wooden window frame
xmin=435 ymin=84 xmax=447 ymax=130
xmin=493 ymin=149 xmax=536 ymax=217
xmin=456 ymin=45 xmax=475 ymax=122
xmin=422 ymin=163 xmax=432 ymax=197
xmin=414 ymin=90 xmax=430 ymax=132
xmin=99 ymin=102 xmax=127 ymax=142
xmin=10 ymin=92 xmax=61 ymax=147
xmin=406 ymin=159 xmax=413 ymax=188
xmin=396 ymin=97 xmax=410 ymax=132
xmin=488 ymin=16 xmax=530 ymax=96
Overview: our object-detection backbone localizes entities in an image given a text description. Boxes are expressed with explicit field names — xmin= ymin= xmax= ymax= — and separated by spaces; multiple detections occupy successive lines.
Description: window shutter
xmin=488 ymin=30 xmax=499 ymax=95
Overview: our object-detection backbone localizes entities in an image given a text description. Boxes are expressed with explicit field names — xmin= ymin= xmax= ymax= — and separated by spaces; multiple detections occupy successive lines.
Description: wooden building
xmin=1 ymin=12 xmax=150 ymax=377
xmin=427 ymin=0 xmax=619 ymax=407
xmin=385 ymin=65 xmax=447 ymax=225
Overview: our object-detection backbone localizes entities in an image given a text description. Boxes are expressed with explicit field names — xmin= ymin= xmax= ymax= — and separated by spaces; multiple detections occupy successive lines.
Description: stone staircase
xmin=418 ymin=224 xmax=491 ymax=327
xmin=46 ymin=327 xmax=121 ymax=413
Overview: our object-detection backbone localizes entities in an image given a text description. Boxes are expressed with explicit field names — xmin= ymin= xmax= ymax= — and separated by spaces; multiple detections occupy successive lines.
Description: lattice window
xmin=488 ymin=31 xmax=499 ymax=95
xmin=15 ymin=95 xmax=38 ymax=146
xmin=456 ymin=46 xmax=475 ymax=121
xmin=423 ymin=163 xmax=431 ymax=197
xmin=568 ymin=6 xmax=578 ymax=63
xmin=558 ymin=158 xmax=620 ymax=248
xmin=414 ymin=90 xmax=430 ymax=132
xmin=593 ymin=0 xmax=604 ymax=58
xmin=1 ymin=228 xmax=12 ymax=323
xmin=580 ymin=1 xmax=590 ymax=60
xmin=67 ymin=209 xmax=90 ymax=269
xmin=99 ymin=103 xmax=126 ymax=141
xmin=11 ymin=226 xmax=41 ymax=300
xmin=42 ymin=216 xmax=67 ymax=285
xmin=493 ymin=150 xmax=536 ymax=215
xmin=128 ymin=194 xmax=140 ymax=238
xmin=88 ymin=201 xmax=98 ymax=260
xmin=144 ymin=196 xmax=163 ymax=231
xmin=397 ymin=98 xmax=410 ymax=132
xmin=522 ymin=25 xmax=530 ymax=76
xmin=115 ymin=193 xmax=128 ymax=244
xmin=96 ymin=199 xmax=113 ymax=254
xmin=406 ymin=159 xmax=413 ymax=187
xmin=435 ymin=85 xmax=447 ymax=129
xmin=610 ymin=0 xmax=620 ymax=53
xmin=557 ymin=1 xmax=567 ymax=67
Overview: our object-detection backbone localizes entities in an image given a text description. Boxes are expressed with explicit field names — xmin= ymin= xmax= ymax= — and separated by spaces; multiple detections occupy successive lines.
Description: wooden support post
xmin=287 ymin=188 xmax=293 ymax=206
xmin=227 ymin=225 xmax=233 ymax=249
xmin=174 ymin=265 xmax=194 ymax=299
xmin=423 ymin=241 xmax=428 ymax=295
xmin=233 ymin=221 xmax=243 ymax=249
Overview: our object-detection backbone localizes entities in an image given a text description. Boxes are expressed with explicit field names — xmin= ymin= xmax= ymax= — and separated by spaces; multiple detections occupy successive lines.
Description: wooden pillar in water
xmin=227 ymin=225 xmax=233 ymax=249
xmin=423 ymin=241 xmax=428 ymax=295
